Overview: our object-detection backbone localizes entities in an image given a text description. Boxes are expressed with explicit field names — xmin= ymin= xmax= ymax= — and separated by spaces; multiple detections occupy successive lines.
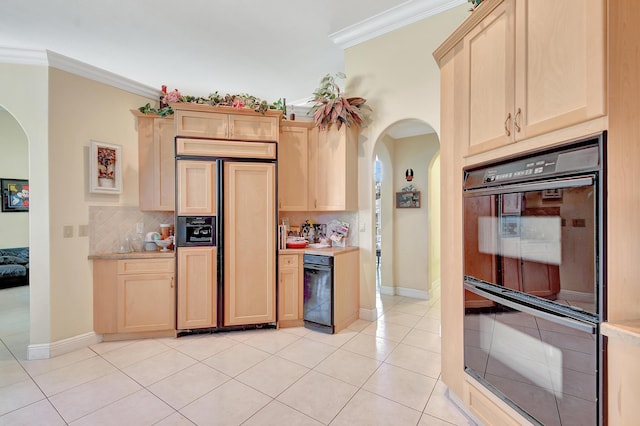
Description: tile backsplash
xmin=89 ymin=206 xmax=173 ymax=255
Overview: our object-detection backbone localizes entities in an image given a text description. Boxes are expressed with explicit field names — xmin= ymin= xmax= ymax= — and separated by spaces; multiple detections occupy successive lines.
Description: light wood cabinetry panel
xmin=177 ymin=160 xmax=216 ymax=216
xmin=175 ymin=107 xmax=279 ymax=142
xmin=134 ymin=113 xmax=175 ymax=211
xmin=309 ymin=125 xmax=358 ymax=211
xmin=607 ymin=337 xmax=640 ymax=424
xmin=333 ymin=250 xmax=360 ymax=333
xmin=278 ymin=123 xmax=311 ymax=211
xmin=278 ymin=254 xmax=300 ymax=323
xmin=117 ymin=272 xmax=175 ymax=333
xmin=461 ymin=0 xmax=605 ymax=156
xmin=177 ymin=247 xmax=217 ymax=329
xmin=93 ymin=258 xmax=175 ymax=334
xmin=224 ymin=162 xmax=276 ymax=326
xmin=176 ymin=138 xmax=275 ymax=159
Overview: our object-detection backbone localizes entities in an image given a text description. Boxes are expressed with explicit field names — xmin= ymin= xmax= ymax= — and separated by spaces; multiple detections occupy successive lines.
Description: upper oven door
xmin=464 ymin=175 xmax=599 ymax=317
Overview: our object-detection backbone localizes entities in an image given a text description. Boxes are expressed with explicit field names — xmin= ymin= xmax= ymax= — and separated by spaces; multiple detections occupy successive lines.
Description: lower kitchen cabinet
xmin=177 ymin=247 xmax=217 ymax=329
xmin=278 ymin=254 xmax=302 ymax=326
xmin=93 ymin=257 xmax=175 ymax=335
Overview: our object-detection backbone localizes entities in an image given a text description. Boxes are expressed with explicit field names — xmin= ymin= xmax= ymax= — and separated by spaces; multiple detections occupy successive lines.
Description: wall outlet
xmin=78 ymin=224 xmax=89 ymax=237
xmin=63 ymin=225 xmax=74 ymax=238
xmin=136 ymin=222 xmax=144 ymax=234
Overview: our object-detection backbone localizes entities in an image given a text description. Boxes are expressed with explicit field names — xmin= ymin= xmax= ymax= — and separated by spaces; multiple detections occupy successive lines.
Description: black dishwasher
xmin=303 ymin=254 xmax=334 ymax=334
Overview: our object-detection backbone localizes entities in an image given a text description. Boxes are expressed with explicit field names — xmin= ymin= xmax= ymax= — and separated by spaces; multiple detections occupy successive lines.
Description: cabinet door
xmin=224 ymin=162 xmax=276 ymax=326
xmin=462 ymin=0 xmax=516 ymax=156
xmin=175 ymin=110 xmax=228 ymax=138
xmin=278 ymin=124 xmax=310 ymax=211
xmin=309 ymin=126 xmax=358 ymax=211
xmin=177 ymin=160 xmax=216 ymax=216
xmin=138 ymin=116 xmax=175 ymax=211
xmin=514 ymin=0 xmax=606 ymax=140
xmin=278 ymin=255 xmax=299 ymax=321
xmin=117 ymin=273 xmax=175 ymax=333
xmin=229 ymin=114 xmax=278 ymax=141
xmin=177 ymin=247 xmax=217 ymax=329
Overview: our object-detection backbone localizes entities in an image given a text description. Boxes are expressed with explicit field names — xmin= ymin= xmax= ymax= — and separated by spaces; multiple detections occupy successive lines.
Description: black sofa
xmin=0 ymin=247 xmax=29 ymax=289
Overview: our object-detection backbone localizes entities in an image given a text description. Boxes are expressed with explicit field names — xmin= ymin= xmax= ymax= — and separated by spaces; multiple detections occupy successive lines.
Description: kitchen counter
xmin=88 ymin=251 xmax=175 ymax=260
xmin=279 ymin=245 xmax=359 ymax=256
xmin=601 ymin=320 xmax=640 ymax=347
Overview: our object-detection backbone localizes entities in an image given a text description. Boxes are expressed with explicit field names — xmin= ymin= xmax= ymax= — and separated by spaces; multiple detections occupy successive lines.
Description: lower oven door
xmin=464 ymin=281 xmax=599 ymax=426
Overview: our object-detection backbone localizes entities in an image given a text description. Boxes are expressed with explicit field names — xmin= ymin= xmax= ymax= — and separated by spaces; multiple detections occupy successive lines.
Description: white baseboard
xmin=379 ymin=285 xmax=429 ymax=300
xmin=27 ymin=332 xmax=102 ymax=360
xmin=359 ymin=307 xmax=378 ymax=322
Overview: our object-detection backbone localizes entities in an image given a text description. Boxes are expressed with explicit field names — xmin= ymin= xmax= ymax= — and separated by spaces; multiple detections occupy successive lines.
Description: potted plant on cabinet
xmin=309 ymin=73 xmax=372 ymax=130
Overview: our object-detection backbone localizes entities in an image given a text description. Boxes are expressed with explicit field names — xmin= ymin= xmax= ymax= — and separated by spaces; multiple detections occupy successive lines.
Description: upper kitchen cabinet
xmin=173 ymin=103 xmax=280 ymax=142
xmin=460 ymin=0 xmax=605 ymax=156
xmin=132 ymin=112 xmax=175 ymax=211
xmin=177 ymin=160 xmax=216 ymax=216
xmin=278 ymin=122 xmax=312 ymax=211
xmin=309 ymin=125 xmax=359 ymax=211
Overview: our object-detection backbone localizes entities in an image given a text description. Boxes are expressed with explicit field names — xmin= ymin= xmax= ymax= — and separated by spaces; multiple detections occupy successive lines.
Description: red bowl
xmin=286 ymin=241 xmax=308 ymax=249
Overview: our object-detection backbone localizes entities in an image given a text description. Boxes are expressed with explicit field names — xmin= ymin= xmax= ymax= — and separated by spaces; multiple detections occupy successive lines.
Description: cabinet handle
xmin=171 ymin=277 xmax=174 ymax=289
xmin=514 ymin=108 xmax=522 ymax=133
xmin=504 ymin=113 xmax=512 ymax=137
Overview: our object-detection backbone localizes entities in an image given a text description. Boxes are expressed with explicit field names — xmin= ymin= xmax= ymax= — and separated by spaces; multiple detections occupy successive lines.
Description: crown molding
xmin=0 ymin=46 xmax=159 ymax=99
xmin=46 ymin=51 xmax=160 ymax=99
xmin=329 ymin=0 xmax=467 ymax=49
xmin=0 ymin=46 xmax=48 ymax=66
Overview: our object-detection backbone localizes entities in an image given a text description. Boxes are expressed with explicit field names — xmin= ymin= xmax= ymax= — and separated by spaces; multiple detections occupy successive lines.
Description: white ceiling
xmin=0 ymin=0 xmax=464 ymax=135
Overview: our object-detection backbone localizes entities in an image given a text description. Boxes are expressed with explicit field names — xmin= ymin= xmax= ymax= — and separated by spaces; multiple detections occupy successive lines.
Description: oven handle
xmin=464 ymin=282 xmax=596 ymax=334
xmin=463 ymin=175 xmax=594 ymax=197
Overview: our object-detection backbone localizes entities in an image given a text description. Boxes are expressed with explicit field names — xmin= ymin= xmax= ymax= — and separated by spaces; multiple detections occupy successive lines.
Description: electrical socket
xmin=136 ymin=222 xmax=144 ymax=234
xmin=78 ymin=224 xmax=89 ymax=237
xmin=63 ymin=225 xmax=74 ymax=238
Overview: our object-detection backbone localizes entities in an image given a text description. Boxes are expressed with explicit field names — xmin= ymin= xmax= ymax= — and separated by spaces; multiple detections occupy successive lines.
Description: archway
xmin=371 ymin=119 xmax=440 ymax=307
xmin=0 ymin=106 xmax=30 ymax=358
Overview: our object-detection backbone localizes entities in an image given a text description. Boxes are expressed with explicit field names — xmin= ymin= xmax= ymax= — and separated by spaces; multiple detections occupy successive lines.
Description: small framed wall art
xmin=396 ymin=191 xmax=420 ymax=208
xmin=90 ymin=140 xmax=122 ymax=194
xmin=1 ymin=178 xmax=29 ymax=212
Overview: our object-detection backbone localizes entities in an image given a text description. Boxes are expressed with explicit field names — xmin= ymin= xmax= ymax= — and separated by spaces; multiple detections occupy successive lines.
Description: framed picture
xmin=1 ymin=179 xmax=29 ymax=212
xmin=90 ymin=140 xmax=122 ymax=194
xmin=396 ymin=191 xmax=420 ymax=208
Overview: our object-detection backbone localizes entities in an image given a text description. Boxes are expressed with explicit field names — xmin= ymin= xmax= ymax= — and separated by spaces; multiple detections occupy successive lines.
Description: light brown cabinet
xmin=224 ymin=161 xmax=276 ymax=326
xmin=174 ymin=106 xmax=280 ymax=142
xmin=177 ymin=247 xmax=217 ymax=329
xmin=93 ymin=257 xmax=175 ymax=334
xmin=176 ymin=160 xmax=216 ymax=216
xmin=278 ymin=254 xmax=302 ymax=325
xmin=309 ymin=125 xmax=359 ymax=211
xmin=461 ymin=0 xmax=605 ymax=155
xmin=278 ymin=123 xmax=312 ymax=211
xmin=133 ymin=112 xmax=175 ymax=211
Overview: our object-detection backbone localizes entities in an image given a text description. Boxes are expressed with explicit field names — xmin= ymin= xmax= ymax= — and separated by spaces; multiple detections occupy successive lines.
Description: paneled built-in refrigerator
xmin=175 ymin=147 xmax=276 ymax=332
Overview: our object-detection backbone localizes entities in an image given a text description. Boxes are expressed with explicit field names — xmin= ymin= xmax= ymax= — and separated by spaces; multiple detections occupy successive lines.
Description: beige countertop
xmin=88 ymin=251 xmax=175 ymax=260
xmin=279 ymin=246 xmax=359 ymax=256
xmin=601 ymin=320 xmax=640 ymax=347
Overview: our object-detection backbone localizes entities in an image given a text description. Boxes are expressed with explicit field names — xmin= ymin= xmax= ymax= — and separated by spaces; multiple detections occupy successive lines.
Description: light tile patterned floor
xmin=0 ymin=284 xmax=475 ymax=425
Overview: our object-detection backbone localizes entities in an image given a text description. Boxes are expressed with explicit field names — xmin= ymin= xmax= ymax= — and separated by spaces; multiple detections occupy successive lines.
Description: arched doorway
xmin=372 ymin=119 xmax=441 ymax=305
xmin=0 ymin=106 xmax=30 ymax=358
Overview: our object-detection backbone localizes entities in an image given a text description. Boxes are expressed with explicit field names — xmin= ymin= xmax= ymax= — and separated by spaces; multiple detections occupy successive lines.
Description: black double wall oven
xmin=462 ymin=134 xmax=606 ymax=425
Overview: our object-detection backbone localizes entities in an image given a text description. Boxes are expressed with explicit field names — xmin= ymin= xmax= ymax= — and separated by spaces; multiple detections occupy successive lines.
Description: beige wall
xmin=47 ymin=68 xmax=151 ymax=341
xmin=428 ymin=154 xmax=441 ymax=289
xmin=393 ymin=134 xmax=439 ymax=294
xmin=345 ymin=5 xmax=468 ymax=313
xmin=0 ymin=61 xmax=51 ymax=345
xmin=0 ymin=110 xmax=29 ymax=248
